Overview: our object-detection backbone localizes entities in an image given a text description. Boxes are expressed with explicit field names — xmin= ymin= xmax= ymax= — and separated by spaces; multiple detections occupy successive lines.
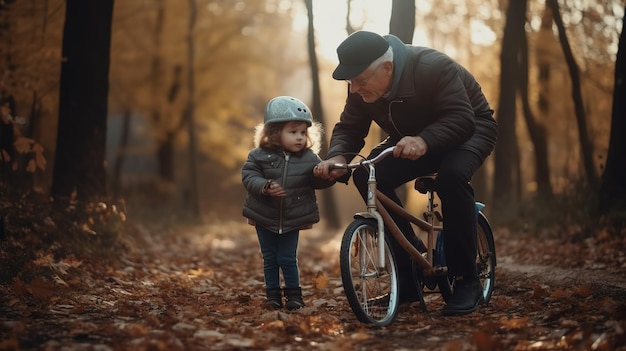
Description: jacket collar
xmin=382 ymin=34 xmax=416 ymax=100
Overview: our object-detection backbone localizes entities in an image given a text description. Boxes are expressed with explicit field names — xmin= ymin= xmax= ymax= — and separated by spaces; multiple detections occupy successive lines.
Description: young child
xmin=242 ymin=96 xmax=334 ymax=310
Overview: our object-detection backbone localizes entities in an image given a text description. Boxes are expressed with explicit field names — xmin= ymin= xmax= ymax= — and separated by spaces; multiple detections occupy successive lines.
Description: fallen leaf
xmin=29 ymin=277 xmax=56 ymax=300
xmin=312 ymin=271 xmax=329 ymax=289
xmin=572 ymin=284 xmax=592 ymax=298
xmin=500 ymin=316 xmax=529 ymax=330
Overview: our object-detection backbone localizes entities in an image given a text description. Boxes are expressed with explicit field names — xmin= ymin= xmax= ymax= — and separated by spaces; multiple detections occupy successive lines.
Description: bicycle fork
xmin=364 ymin=163 xmax=387 ymax=269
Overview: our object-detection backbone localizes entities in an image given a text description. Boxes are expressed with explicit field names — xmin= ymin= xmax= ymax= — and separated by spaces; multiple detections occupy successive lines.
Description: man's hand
xmin=314 ymin=156 xmax=348 ymax=181
xmin=394 ymin=136 xmax=428 ymax=160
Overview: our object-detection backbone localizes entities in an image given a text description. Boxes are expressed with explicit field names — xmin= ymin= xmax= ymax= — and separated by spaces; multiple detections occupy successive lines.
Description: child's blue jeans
xmin=256 ymin=226 xmax=300 ymax=290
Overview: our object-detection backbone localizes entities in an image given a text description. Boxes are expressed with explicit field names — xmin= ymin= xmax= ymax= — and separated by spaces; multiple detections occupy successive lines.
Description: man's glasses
xmin=346 ymin=64 xmax=382 ymax=87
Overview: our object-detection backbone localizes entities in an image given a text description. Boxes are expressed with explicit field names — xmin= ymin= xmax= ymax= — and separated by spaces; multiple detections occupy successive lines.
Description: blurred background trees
xmin=0 ymin=0 xmax=623 ymax=232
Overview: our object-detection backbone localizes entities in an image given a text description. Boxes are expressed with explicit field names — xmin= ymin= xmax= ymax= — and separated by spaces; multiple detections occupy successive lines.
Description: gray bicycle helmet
xmin=263 ymin=96 xmax=312 ymax=126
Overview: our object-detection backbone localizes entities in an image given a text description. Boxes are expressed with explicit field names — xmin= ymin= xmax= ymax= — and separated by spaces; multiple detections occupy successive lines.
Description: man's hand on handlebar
xmin=314 ymin=156 xmax=348 ymax=181
xmin=394 ymin=136 xmax=428 ymax=160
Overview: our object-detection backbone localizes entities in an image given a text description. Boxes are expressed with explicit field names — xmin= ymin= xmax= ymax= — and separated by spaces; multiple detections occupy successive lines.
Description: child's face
xmin=280 ymin=121 xmax=308 ymax=153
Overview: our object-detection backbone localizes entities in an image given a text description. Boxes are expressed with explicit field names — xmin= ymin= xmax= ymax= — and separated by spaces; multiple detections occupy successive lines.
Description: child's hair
xmin=254 ymin=120 xmax=323 ymax=155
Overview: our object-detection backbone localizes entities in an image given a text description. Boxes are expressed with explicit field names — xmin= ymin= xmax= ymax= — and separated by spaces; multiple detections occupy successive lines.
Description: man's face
xmin=347 ymin=61 xmax=393 ymax=103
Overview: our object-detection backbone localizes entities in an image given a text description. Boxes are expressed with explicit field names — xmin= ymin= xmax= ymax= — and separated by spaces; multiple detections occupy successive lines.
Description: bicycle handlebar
xmin=332 ymin=146 xmax=396 ymax=170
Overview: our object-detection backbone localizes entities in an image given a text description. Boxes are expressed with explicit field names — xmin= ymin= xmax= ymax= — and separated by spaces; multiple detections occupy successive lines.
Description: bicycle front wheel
xmin=339 ymin=217 xmax=399 ymax=326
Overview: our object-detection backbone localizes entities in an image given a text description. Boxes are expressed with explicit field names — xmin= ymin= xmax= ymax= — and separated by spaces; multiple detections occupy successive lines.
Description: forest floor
xmin=1 ymin=202 xmax=626 ymax=351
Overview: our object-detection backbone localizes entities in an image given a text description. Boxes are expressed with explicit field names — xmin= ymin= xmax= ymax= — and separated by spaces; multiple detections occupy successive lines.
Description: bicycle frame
xmin=338 ymin=147 xmax=445 ymax=277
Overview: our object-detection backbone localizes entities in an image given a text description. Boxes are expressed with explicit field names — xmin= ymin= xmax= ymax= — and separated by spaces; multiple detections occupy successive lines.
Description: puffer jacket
xmin=327 ymin=34 xmax=497 ymax=162
xmin=242 ymin=148 xmax=334 ymax=234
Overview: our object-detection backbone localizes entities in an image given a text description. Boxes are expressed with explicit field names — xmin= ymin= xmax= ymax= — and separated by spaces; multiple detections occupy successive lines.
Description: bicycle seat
xmin=414 ymin=174 xmax=437 ymax=194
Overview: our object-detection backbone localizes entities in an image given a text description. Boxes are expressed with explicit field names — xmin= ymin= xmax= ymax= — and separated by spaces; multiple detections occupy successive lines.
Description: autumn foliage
xmin=1 ymin=193 xmax=625 ymax=350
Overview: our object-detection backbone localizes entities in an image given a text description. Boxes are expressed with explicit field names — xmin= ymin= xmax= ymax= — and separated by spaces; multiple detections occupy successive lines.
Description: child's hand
xmin=264 ymin=181 xmax=286 ymax=197
xmin=314 ymin=156 xmax=348 ymax=181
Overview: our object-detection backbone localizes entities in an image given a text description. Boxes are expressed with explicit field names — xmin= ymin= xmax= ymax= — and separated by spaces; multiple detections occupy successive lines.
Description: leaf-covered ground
xmin=1 ymin=202 xmax=625 ymax=351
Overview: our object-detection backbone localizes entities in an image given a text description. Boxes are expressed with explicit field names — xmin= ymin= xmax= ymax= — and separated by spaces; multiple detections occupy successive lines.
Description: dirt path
xmin=498 ymin=256 xmax=626 ymax=290
xmin=1 ymin=221 xmax=625 ymax=350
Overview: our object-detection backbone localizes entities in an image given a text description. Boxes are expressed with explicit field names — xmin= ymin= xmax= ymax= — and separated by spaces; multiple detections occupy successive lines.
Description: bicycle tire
xmin=476 ymin=212 xmax=496 ymax=303
xmin=436 ymin=212 xmax=496 ymax=304
xmin=340 ymin=217 xmax=399 ymax=326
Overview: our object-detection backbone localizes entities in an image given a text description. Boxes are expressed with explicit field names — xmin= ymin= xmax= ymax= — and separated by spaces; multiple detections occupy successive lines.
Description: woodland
xmin=0 ymin=0 xmax=625 ymax=350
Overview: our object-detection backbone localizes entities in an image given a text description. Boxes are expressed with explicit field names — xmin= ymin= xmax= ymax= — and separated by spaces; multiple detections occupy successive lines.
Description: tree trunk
xmin=51 ymin=0 xmax=114 ymax=201
xmin=156 ymin=65 xmax=183 ymax=182
xmin=520 ymin=23 xmax=552 ymax=199
xmin=599 ymin=7 xmax=626 ymax=215
xmin=150 ymin=0 xmax=170 ymax=183
xmin=388 ymin=0 xmax=416 ymax=205
xmin=112 ymin=108 xmax=131 ymax=198
xmin=547 ymin=0 xmax=598 ymax=189
xmin=493 ymin=0 xmax=525 ymax=210
xmin=185 ymin=0 xmax=200 ymax=217
xmin=537 ymin=5 xmax=553 ymax=113
xmin=389 ymin=0 xmax=415 ymax=44
xmin=304 ymin=0 xmax=340 ymax=229
xmin=157 ymin=131 xmax=175 ymax=182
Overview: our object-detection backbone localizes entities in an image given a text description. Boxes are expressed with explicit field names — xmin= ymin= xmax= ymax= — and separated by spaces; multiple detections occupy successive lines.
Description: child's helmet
xmin=263 ymin=96 xmax=312 ymax=126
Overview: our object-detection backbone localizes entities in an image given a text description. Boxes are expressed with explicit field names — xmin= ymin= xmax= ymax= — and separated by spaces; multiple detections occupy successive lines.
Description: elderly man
xmin=314 ymin=31 xmax=497 ymax=315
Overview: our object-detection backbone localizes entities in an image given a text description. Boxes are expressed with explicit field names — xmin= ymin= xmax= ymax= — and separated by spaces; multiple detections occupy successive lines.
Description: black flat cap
xmin=332 ymin=31 xmax=389 ymax=80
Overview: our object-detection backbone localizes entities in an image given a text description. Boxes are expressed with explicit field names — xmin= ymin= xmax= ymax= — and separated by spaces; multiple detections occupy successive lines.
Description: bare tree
xmin=547 ymin=0 xmax=597 ymax=189
xmin=520 ymin=20 xmax=552 ymax=199
xmin=345 ymin=0 xmax=355 ymax=34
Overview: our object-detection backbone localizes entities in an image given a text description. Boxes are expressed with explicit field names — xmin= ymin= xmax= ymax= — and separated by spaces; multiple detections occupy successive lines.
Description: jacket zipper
xmin=278 ymin=152 xmax=290 ymax=234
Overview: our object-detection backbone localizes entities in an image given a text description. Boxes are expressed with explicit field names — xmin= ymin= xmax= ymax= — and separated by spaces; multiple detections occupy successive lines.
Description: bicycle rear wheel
xmin=340 ymin=217 xmax=399 ymax=326
xmin=437 ymin=212 xmax=496 ymax=303
xmin=476 ymin=212 xmax=496 ymax=302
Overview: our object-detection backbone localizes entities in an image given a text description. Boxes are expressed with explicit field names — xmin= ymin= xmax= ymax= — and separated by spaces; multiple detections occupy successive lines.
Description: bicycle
xmin=333 ymin=146 xmax=496 ymax=326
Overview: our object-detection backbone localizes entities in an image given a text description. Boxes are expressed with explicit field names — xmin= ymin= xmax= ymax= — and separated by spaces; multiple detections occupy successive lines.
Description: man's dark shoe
xmin=442 ymin=277 xmax=483 ymax=316
xmin=399 ymin=290 xmax=420 ymax=305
